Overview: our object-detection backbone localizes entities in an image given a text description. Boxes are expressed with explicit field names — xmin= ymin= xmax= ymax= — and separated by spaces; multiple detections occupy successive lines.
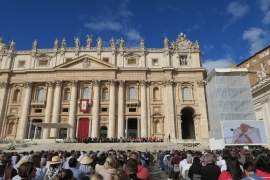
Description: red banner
xmin=80 ymin=99 xmax=89 ymax=112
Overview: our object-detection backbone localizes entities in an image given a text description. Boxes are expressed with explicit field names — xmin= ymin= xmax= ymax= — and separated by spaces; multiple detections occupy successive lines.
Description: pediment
xmin=55 ymin=54 xmax=117 ymax=69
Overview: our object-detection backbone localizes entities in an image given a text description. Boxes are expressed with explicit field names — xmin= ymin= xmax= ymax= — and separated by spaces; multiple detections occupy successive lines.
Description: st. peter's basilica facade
xmin=0 ymin=33 xmax=209 ymax=142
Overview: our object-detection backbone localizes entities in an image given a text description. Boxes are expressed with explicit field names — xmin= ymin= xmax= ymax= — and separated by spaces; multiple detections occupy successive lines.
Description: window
xmin=152 ymin=59 xmax=159 ymax=66
xmin=180 ymin=56 xmax=187 ymax=65
xmin=183 ymin=87 xmax=190 ymax=100
xmin=64 ymin=89 xmax=71 ymax=100
xmin=62 ymin=108 xmax=69 ymax=112
xmin=153 ymin=87 xmax=159 ymax=99
xmin=129 ymin=87 xmax=136 ymax=100
xmin=127 ymin=58 xmax=136 ymax=65
xmin=102 ymin=58 xmax=109 ymax=63
xmin=101 ymin=108 xmax=108 ymax=112
xmin=18 ymin=60 xmax=25 ymax=68
xmin=102 ymin=88 xmax=108 ymax=100
xmin=38 ymin=60 xmax=48 ymax=66
xmin=246 ymin=63 xmax=249 ymax=68
xmin=66 ymin=58 xmax=72 ymax=63
xmin=129 ymin=108 xmax=136 ymax=112
xmin=37 ymin=88 xmax=45 ymax=100
xmin=82 ymin=87 xmax=90 ymax=99
xmin=34 ymin=109 xmax=42 ymax=113
xmin=13 ymin=89 xmax=20 ymax=102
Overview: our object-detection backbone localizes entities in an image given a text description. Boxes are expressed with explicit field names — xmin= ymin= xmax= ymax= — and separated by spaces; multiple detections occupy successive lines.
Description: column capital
xmin=118 ymin=80 xmax=125 ymax=87
xmin=23 ymin=82 xmax=33 ymax=88
xmin=163 ymin=79 xmax=174 ymax=86
xmin=108 ymin=79 xmax=116 ymax=86
xmin=70 ymin=80 xmax=78 ymax=86
xmin=93 ymin=80 xmax=100 ymax=87
xmin=46 ymin=81 xmax=55 ymax=87
xmin=55 ymin=80 xmax=63 ymax=87
xmin=0 ymin=82 xmax=11 ymax=89
xmin=139 ymin=80 xmax=148 ymax=86
xmin=197 ymin=80 xmax=205 ymax=87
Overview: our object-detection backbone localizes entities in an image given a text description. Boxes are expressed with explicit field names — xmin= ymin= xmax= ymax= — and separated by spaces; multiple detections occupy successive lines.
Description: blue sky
xmin=0 ymin=0 xmax=269 ymax=72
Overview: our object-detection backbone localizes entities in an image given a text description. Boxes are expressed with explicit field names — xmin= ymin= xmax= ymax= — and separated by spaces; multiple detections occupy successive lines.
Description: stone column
xmin=178 ymin=114 xmax=182 ymax=139
xmin=28 ymin=121 xmax=32 ymax=139
xmin=88 ymin=118 xmax=91 ymax=137
xmin=164 ymin=80 xmax=176 ymax=138
xmin=125 ymin=118 xmax=128 ymax=138
xmin=76 ymin=119 xmax=79 ymax=137
xmin=33 ymin=126 xmax=37 ymax=139
xmin=50 ymin=80 xmax=62 ymax=138
xmin=43 ymin=81 xmax=54 ymax=139
xmin=108 ymin=80 xmax=116 ymax=138
xmin=0 ymin=82 xmax=10 ymax=136
xmin=91 ymin=80 xmax=100 ymax=138
xmin=193 ymin=115 xmax=201 ymax=140
xmin=117 ymin=81 xmax=125 ymax=138
xmin=140 ymin=80 xmax=147 ymax=137
xmin=18 ymin=82 xmax=33 ymax=139
xmin=137 ymin=118 xmax=140 ymax=137
xmin=68 ymin=80 xmax=78 ymax=139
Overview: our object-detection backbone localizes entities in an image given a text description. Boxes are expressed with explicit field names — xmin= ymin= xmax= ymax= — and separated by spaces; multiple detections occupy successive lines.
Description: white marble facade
xmin=0 ymin=33 xmax=209 ymax=141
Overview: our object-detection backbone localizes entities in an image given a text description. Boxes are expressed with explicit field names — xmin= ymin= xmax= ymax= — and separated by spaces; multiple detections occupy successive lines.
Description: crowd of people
xmin=82 ymin=137 xmax=164 ymax=143
xmin=157 ymin=148 xmax=270 ymax=180
xmin=0 ymin=147 xmax=269 ymax=180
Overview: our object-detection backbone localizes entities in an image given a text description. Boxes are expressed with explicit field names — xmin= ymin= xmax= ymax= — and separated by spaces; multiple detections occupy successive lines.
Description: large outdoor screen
xmin=222 ymin=121 xmax=268 ymax=145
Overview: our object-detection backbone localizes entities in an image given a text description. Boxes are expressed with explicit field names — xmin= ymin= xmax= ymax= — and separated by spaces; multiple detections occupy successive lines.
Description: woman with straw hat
xmin=79 ymin=155 xmax=94 ymax=178
xmin=44 ymin=156 xmax=61 ymax=180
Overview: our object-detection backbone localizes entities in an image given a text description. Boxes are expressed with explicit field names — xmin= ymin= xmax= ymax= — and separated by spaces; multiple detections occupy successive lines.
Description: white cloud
xmin=124 ymin=29 xmax=140 ymax=42
xmin=242 ymin=27 xmax=269 ymax=55
xmin=203 ymin=58 xmax=233 ymax=73
xmin=259 ymin=0 xmax=270 ymax=12
xmin=226 ymin=1 xmax=249 ymax=22
xmin=84 ymin=21 xmax=123 ymax=31
xmin=203 ymin=44 xmax=214 ymax=52
xmin=262 ymin=11 xmax=270 ymax=24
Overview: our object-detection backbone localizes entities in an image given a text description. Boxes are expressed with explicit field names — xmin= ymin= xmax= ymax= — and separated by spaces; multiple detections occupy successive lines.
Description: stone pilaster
xmin=117 ymin=81 xmax=125 ymax=138
xmin=177 ymin=114 xmax=182 ymax=139
xmin=68 ymin=80 xmax=78 ymax=138
xmin=193 ymin=115 xmax=201 ymax=140
xmin=108 ymin=80 xmax=116 ymax=138
xmin=91 ymin=80 xmax=100 ymax=137
xmin=164 ymin=79 xmax=176 ymax=138
xmin=50 ymin=80 xmax=62 ymax=137
xmin=18 ymin=82 xmax=33 ymax=139
xmin=43 ymin=81 xmax=54 ymax=139
xmin=0 ymin=82 xmax=10 ymax=137
xmin=140 ymin=80 xmax=147 ymax=137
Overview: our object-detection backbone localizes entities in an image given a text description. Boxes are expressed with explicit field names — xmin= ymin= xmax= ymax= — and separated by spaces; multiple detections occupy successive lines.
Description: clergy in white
xmin=231 ymin=123 xmax=261 ymax=144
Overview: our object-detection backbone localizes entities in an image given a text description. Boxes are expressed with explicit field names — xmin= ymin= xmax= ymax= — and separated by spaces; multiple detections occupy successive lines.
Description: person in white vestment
xmin=231 ymin=123 xmax=261 ymax=144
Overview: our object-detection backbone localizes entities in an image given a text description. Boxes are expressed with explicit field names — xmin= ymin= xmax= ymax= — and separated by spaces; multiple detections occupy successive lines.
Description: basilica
xmin=0 ymin=33 xmax=209 ymax=142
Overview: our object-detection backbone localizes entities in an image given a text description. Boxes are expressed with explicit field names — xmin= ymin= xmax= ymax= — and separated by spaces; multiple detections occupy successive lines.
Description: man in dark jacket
xmin=125 ymin=159 xmax=143 ymax=180
xmin=0 ymin=154 xmax=17 ymax=178
xmin=201 ymin=153 xmax=220 ymax=180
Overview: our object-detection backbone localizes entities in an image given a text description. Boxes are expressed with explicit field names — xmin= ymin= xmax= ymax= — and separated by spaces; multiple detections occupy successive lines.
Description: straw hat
xmin=17 ymin=160 xmax=28 ymax=167
xmin=50 ymin=156 xmax=61 ymax=164
xmin=80 ymin=156 xmax=93 ymax=164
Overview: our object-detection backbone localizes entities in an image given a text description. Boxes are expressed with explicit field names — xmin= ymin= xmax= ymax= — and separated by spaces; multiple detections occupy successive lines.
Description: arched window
xmin=153 ymin=87 xmax=159 ymax=99
xmin=37 ymin=88 xmax=45 ymax=100
xmin=64 ymin=88 xmax=71 ymax=100
xmin=82 ymin=87 xmax=90 ymax=99
xmin=183 ymin=87 xmax=190 ymax=100
xmin=13 ymin=89 xmax=20 ymax=102
xmin=129 ymin=87 xmax=136 ymax=100
xmin=102 ymin=88 xmax=108 ymax=100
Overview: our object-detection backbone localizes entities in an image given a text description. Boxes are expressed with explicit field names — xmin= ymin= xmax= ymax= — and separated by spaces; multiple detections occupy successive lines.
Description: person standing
xmin=201 ymin=154 xmax=221 ymax=180
xmin=168 ymin=134 xmax=171 ymax=142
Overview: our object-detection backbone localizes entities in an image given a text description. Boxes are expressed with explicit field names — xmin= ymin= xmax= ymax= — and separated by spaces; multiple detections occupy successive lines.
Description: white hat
xmin=50 ymin=156 xmax=61 ymax=164
xmin=80 ymin=156 xmax=93 ymax=164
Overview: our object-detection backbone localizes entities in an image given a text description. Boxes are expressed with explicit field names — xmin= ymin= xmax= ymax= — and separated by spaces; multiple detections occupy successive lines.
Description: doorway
xmin=181 ymin=108 xmax=195 ymax=139
xmin=78 ymin=118 xmax=89 ymax=142
xmin=29 ymin=119 xmax=42 ymax=139
xmin=100 ymin=126 xmax=108 ymax=138
xmin=59 ymin=128 xmax=67 ymax=139
xmin=127 ymin=118 xmax=138 ymax=138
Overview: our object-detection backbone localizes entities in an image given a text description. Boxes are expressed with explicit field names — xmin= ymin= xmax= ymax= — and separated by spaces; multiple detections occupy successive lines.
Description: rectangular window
xmin=127 ymin=58 xmax=136 ymax=65
xmin=38 ymin=60 xmax=48 ymax=66
xmin=129 ymin=108 xmax=136 ymax=112
xmin=179 ymin=56 xmax=187 ymax=65
xmin=62 ymin=108 xmax=69 ymax=112
xmin=102 ymin=58 xmax=109 ymax=62
xmin=101 ymin=108 xmax=108 ymax=112
xmin=18 ymin=60 xmax=25 ymax=68
xmin=34 ymin=109 xmax=42 ymax=113
xmin=152 ymin=59 xmax=159 ymax=66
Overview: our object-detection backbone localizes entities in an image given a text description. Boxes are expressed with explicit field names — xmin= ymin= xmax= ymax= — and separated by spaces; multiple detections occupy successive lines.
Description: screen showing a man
xmin=231 ymin=123 xmax=261 ymax=144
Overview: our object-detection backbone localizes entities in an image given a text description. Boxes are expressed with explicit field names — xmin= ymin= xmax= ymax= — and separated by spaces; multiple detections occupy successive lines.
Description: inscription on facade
xmin=117 ymin=73 xmax=145 ymax=76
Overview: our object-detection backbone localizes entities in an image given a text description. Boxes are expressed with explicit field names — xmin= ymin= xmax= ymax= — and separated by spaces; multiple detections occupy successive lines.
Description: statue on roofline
xmin=32 ymin=39 xmax=38 ymax=50
xmin=97 ymin=37 xmax=102 ymax=48
xmin=9 ymin=40 xmax=16 ymax=50
xmin=54 ymin=38 xmax=59 ymax=48
xmin=86 ymin=34 xmax=92 ymax=48
xmin=74 ymin=37 xmax=80 ymax=48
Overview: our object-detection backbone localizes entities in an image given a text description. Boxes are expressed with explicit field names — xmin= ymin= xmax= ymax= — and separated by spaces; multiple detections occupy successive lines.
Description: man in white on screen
xmin=231 ymin=123 xmax=261 ymax=144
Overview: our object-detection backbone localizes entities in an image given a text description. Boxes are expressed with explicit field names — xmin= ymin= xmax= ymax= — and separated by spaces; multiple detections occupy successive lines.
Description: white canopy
xmin=31 ymin=123 xmax=72 ymax=129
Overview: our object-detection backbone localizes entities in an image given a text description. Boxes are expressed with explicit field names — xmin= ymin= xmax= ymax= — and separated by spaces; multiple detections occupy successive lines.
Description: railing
xmin=31 ymin=100 xmax=46 ymax=105
xmin=152 ymin=99 xmax=162 ymax=102
xmin=11 ymin=101 xmax=21 ymax=104
xmin=62 ymin=100 xmax=70 ymax=104
xmin=180 ymin=99 xmax=195 ymax=104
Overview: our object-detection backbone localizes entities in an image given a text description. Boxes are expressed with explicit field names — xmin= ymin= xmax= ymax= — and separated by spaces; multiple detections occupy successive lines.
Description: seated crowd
xmin=158 ymin=148 xmax=270 ymax=180
xmin=0 ymin=148 xmax=151 ymax=180
xmin=83 ymin=137 xmax=163 ymax=143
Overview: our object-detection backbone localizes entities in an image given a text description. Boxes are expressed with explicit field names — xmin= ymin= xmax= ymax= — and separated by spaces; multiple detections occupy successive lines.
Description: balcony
xmin=77 ymin=99 xmax=92 ymax=106
xmin=151 ymin=99 xmax=162 ymax=104
xmin=126 ymin=99 xmax=140 ymax=107
xmin=62 ymin=100 xmax=70 ymax=104
xmin=31 ymin=100 xmax=46 ymax=107
xmin=180 ymin=99 xmax=195 ymax=105
xmin=11 ymin=101 xmax=21 ymax=105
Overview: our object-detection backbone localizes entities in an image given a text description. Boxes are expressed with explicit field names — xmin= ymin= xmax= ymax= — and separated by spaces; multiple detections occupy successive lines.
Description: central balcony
xmin=126 ymin=99 xmax=140 ymax=107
